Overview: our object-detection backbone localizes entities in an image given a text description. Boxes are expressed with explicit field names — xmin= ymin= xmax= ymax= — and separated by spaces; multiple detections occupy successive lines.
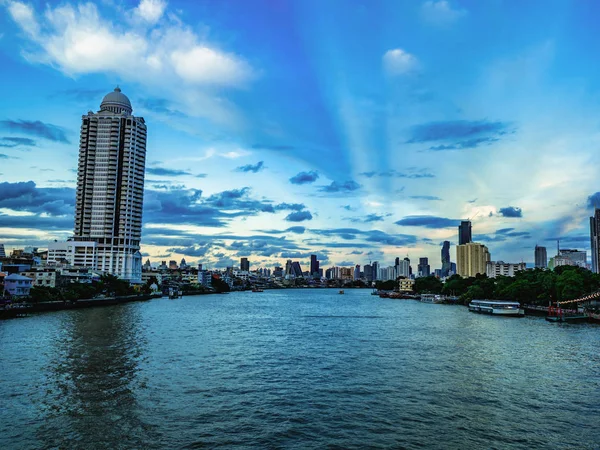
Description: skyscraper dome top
xmin=100 ymin=86 xmax=132 ymax=114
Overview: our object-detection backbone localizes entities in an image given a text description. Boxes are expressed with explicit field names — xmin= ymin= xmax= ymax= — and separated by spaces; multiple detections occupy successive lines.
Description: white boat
xmin=420 ymin=294 xmax=444 ymax=304
xmin=468 ymin=299 xmax=524 ymax=317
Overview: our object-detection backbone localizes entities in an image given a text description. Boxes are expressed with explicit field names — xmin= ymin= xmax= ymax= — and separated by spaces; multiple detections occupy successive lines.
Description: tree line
xmin=413 ymin=265 xmax=600 ymax=305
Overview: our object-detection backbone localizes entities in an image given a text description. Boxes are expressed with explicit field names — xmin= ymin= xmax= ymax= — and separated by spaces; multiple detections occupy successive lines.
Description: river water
xmin=1 ymin=289 xmax=599 ymax=449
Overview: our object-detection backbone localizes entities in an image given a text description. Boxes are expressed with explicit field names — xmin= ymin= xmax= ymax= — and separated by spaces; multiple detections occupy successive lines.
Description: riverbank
xmin=0 ymin=293 xmax=163 ymax=319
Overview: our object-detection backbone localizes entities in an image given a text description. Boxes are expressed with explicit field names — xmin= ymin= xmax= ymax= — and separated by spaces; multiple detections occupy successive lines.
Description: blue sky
xmin=1 ymin=0 xmax=600 ymax=270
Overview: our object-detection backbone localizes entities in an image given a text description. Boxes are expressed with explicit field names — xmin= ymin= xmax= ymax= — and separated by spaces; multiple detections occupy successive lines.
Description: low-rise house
xmin=4 ymin=274 xmax=33 ymax=297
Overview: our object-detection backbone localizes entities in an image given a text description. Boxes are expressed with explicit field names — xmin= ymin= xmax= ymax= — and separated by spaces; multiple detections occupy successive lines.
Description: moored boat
xmin=469 ymin=299 xmax=524 ymax=317
xmin=420 ymin=294 xmax=444 ymax=304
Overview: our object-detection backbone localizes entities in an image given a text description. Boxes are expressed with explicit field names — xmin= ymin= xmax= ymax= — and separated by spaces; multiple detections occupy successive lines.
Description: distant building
xmin=3 ymin=274 xmax=33 ymax=297
xmin=549 ymin=249 xmax=587 ymax=269
xmin=486 ymin=261 xmax=526 ymax=278
xmin=364 ymin=264 xmax=373 ymax=282
xmin=21 ymin=268 xmax=59 ymax=288
xmin=291 ymin=261 xmax=303 ymax=277
xmin=458 ymin=220 xmax=472 ymax=245
xmin=534 ymin=245 xmax=547 ymax=269
xmin=169 ymin=260 xmax=178 ymax=270
xmin=457 ymin=242 xmax=490 ymax=277
xmin=398 ymin=278 xmax=415 ymax=292
xmin=450 ymin=262 xmax=457 ymax=276
xmin=0 ymin=243 xmax=5 ymax=258
xmin=310 ymin=254 xmax=320 ymax=277
xmin=397 ymin=258 xmax=411 ymax=278
xmin=371 ymin=261 xmax=379 ymax=281
xmin=441 ymin=241 xmax=451 ymax=277
xmin=240 ymin=257 xmax=250 ymax=272
xmin=354 ymin=265 xmax=361 ymax=280
xmin=180 ymin=259 xmax=188 ymax=269
xmin=417 ymin=257 xmax=430 ymax=278
xmin=591 ymin=208 xmax=600 ymax=273
xmin=434 ymin=269 xmax=442 ymax=278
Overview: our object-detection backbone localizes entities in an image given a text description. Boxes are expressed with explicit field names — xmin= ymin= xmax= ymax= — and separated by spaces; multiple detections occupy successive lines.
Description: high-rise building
xmin=397 ymin=258 xmax=411 ymax=278
xmin=240 ymin=257 xmax=250 ymax=272
xmin=457 ymin=242 xmax=490 ymax=277
xmin=534 ymin=245 xmax=547 ymax=269
xmin=441 ymin=241 xmax=451 ymax=277
xmin=354 ymin=265 xmax=361 ymax=280
xmin=394 ymin=257 xmax=400 ymax=267
xmin=310 ymin=254 xmax=319 ymax=277
xmin=486 ymin=261 xmax=526 ymax=278
xmin=0 ymin=244 xmax=6 ymax=258
xmin=417 ymin=257 xmax=430 ymax=277
xmin=458 ymin=220 xmax=472 ymax=245
xmin=371 ymin=261 xmax=379 ymax=281
xmin=72 ymin=87 xmax=147 ymax=282
xmin=291 ymin=261 xmax=303 ymax=277
xmin=364 ymin=264 xmax=373 ymax=282
xmin=591 ymin=208 xmax=600 ymax=273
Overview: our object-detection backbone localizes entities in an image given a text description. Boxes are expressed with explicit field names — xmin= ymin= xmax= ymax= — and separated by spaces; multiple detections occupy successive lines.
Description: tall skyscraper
xmin=371 ymin=261 xmax=379 ymax=281
xmin=310 ymin=254 xmax=319 ymax=277
xmin=394 ymin=257 xmax=400 ymax=267
xmin=0 ymin=243 xmax=5 ymax=258
xmin=73 ymin=87 xmax=147 ymax=282
xmin=418 ymin=257 xmax=430 ymax=277
xmin=534 ymin=245 xmax=547 ymax=269
xmin=441 ymin=241 xmax=451 ymax=277
xmin=458 ymin=220 xmax=472 ymax=245
xmin=590 ymin=208 xmax=600 ymax=273
xmin=364 ymin=264 xmax=373 ymax=282
xmin=240 ymin=257 xmax=250 ymax=271
xmin=457 ymin=242 xmax=490 ymax=277
xmin=354 ymin=264 xmax=361 ymax=280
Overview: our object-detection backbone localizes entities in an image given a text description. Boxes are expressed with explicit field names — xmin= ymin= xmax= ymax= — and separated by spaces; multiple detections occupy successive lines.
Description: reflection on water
xmin=1 ymin=290 xmax=600 ymax=449
xmin=36 ymin=306 xmax=158 ymax=449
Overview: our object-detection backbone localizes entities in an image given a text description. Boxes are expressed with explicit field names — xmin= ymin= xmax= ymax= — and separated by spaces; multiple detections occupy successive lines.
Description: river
xmin=1 ymin=289 xmax=599 ymax=449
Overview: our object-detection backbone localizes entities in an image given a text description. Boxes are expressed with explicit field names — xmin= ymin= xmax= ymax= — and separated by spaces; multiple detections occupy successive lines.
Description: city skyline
xmin=1 ymin=0 xmax=600 ymax=269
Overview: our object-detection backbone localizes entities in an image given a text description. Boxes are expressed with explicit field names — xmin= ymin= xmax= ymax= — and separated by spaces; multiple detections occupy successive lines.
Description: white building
xmin=47 ymin=241 xmax=97 ymax=268
xmin=72 ymin=87 xmax=147 ymax=282
xmin=486 ymin=261 xmax=526 ymax=278
xmin=20 ymin=269 xmax=59 ymax=288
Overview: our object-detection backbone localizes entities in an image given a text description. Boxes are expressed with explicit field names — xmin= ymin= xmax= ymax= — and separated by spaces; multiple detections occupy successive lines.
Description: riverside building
xmin=457 ymin=242 xmax=490 ymax=277
xmin=69 ymin=87 xmax=147 ymax=282
xmin=535 ymin=245 xmax=547 ymax=269
xmin=591 ymin=208 xmax=600 ymax=273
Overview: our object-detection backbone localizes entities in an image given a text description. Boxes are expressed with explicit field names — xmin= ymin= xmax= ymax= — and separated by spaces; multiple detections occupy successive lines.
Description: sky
xmin=1 ymin=0 xmax=600 ymax=270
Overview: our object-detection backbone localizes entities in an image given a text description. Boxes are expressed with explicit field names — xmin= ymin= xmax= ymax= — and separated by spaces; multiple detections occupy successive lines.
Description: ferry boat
xmin=468 ymin=299 xmax=524 ymax=317
xmin=420 ymin=294 xmax=444 ymax=304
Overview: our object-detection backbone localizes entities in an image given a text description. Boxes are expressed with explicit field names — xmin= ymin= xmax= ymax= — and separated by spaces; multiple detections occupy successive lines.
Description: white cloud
xmin=7 ymin=1 xmax=39 ymax=38
xmin=4 ymin=1 xmax=254 ymax=128
xmin=382 ymin=48 xmax=418 ymax=76
xmin=421 ymin=1 xmax=467 ymax=26
xmin=172 ymin=46 xmax=252 ymax=86
xmin=134 ymin=0 xmax=167 ymax=24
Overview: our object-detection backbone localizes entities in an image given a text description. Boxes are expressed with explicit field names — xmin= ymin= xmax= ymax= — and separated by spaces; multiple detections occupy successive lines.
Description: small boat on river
xmin=469 ymin=299 xmax=524 ymax=317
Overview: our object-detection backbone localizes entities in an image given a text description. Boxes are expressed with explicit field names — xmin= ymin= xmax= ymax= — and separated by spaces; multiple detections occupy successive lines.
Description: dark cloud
xmin=0 ymin=137 xmax=37 ymax=148
xmin=0 ymin=181 xmax=75 ymax=216
xmin=0 ymin=120 xmax=70 ymax=143
xmin=166 ymin=245 xmax=211 ymax=257
xmin=257 ymin=226 xmax=306 ymax=235
xmin=318 ymin=180 xmax=361 ymax=193
xmin=273 ymin=203 xmax=305 ymax=212
xmin=139 ymin=98 xmax=186 ymax=117
xmin=235 ymin=161 xmax=265 ymax=173
xmin=407 ymin=120 xmax=513 ymax=151
xmin=360 ymin=169 xmax=435 ymax=179
xmin=495 ymin=228 xmax=515 ymax=234
xmin=146 ymin=167 xmax=192 ymax=176
xmin=587 ymin=192 xmax=600 ymax=208
xmin=285 ymin=210 xmax=313 ymax=222
xmin=252 ymin=144 xmax=296 ymax=151
xmin=498 ymin=206 xmax=523 ymax=218
xmin=349 ymin=213 xmax=386 ymax=223
xmin=409 ymin=195 xmax=442 ymax=201
xmin=342 ymin=205 xmax=356 ymax=211
xmin=395 ymin=215 xmax=460 ymax=229
xmin=290 ymin=170 xmax=319 ymax=184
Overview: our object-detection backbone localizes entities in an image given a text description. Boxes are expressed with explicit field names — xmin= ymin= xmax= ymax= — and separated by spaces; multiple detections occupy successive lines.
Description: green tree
xmin=414 ymin=276 xmax=443 ymax=294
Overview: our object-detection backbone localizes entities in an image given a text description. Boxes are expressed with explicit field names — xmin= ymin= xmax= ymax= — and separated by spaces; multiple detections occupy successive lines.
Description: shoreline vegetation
xmin=2 ymin=265 xmax=599 ymax=319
